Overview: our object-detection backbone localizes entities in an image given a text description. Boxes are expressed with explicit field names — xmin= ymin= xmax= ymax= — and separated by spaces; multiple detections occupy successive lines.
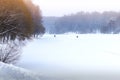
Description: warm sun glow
xmin=32 ymin=0 xmax=120 ymax=16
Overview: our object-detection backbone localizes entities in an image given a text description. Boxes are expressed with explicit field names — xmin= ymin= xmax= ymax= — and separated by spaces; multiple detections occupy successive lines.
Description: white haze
xmin=32 ymin=0 xmax=120 ymax=16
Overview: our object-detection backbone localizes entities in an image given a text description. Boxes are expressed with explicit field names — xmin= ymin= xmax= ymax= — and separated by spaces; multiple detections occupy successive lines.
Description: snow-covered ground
xmin=0 ymin=62 xmax=41 ymax=80
xmin=18 ymin=34 xmax=120 ymax=80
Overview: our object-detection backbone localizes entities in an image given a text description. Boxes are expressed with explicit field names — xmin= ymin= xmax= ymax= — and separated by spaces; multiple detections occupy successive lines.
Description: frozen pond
xmin=18 ymin=34 xmax=120 ymax=79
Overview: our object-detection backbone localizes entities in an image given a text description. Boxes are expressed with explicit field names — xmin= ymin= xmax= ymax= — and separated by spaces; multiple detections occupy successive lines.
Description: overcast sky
xmin=32 ymin=0 xmax=120 ymax=16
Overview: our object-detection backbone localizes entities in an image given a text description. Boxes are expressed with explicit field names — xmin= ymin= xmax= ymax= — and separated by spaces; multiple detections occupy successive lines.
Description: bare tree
xmin=24 ymin=0 xmax=45 ymax=37
xmin=0 ymin=0 xmax=36 ymax=42
xmin=0 ymin=43 xmax=21 ymax=64
xmin=0 ymin=0 xmax=45 ymax=64
xmin=0 ymin=0 xmax=32 ymax=64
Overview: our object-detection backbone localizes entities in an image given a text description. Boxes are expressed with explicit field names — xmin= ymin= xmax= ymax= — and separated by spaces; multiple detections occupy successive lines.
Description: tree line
xmin=44 ymin=11 xmax=120 ymax=34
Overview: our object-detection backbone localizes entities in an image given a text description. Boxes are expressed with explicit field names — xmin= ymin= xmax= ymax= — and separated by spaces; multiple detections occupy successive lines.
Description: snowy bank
xmin=0 ymin=62 xmax=40 ymax=80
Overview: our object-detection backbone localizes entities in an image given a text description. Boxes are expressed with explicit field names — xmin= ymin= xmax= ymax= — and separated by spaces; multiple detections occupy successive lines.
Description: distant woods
xmin=43 ymin=11 xmax=120 ymax=34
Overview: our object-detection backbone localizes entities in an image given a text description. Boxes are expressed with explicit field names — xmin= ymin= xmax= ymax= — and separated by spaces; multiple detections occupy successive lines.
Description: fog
xmin=32 ymin=0 xmax=120 ymax=16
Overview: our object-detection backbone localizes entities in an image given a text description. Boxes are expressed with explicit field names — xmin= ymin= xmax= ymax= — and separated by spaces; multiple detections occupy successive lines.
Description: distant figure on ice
xmin=76 ymin=35 xmax=78 ymax=38
xmin=54 ymin=35 xmax=56 ymax=37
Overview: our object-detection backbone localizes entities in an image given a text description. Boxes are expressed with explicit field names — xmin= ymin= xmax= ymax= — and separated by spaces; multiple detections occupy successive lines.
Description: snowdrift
xmin=0 ymin=62 xmax=40 ymax=80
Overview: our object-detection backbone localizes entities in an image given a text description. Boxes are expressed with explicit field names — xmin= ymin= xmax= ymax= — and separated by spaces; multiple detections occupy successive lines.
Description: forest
xmin=43 ymin=11 xmax=120 ymax=34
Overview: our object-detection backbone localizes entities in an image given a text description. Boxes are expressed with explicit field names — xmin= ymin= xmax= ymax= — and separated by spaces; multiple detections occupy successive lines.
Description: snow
xmin=18 ymin=34 xmax=120 ymax=79
xmin=0 ymin=62 xmax=40 ymax=80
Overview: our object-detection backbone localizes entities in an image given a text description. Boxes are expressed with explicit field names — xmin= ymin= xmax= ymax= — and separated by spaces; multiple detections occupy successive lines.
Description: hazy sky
xmin=32 ymin=0 xmax=120 ymax=16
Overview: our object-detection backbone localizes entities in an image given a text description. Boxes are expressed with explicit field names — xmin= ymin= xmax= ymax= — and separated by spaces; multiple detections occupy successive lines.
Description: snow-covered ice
xmin=18 ymin=34 xmax=120 ymax=79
